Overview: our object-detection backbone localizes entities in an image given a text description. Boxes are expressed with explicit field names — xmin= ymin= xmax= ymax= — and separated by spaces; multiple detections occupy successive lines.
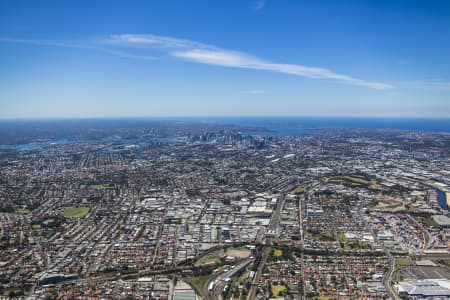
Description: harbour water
xmin=0 ymin=138 xmax=71 ymax=151
xmin=438 ymin=190 xmax=449 ymax=211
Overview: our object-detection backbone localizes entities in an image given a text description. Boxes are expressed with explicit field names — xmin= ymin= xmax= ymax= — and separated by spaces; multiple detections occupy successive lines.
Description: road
xmin=247 ymin=189 xmax=289 ymax=300
xmin=405 ymin=213 xmax=433 ymax=250
xmin=247 ymin=183 xmax=305 ymax=300
xmin=298 ymin=193 xmax=305 ymax=300
xmin=27 ymin=233 xmax=49 ymax=300
xmin=382 ymin=250 xmax=399 ymax=300
xmin=360 ymin=198 xmax=398 ymax=300
xmin=268 ymin=192 xmax=286 ymax=232
xmin=207 ymin=258 xmax=254 ymax=300
xmin=246 ymin=246 xmax=270 ymax=300
xmin=369 ymin=217 xmax=398 ymax=300
xmin=32 ymin=242 xmax=246 ymax=300
xmin=152 ymin=209 xmax=167 ymax=266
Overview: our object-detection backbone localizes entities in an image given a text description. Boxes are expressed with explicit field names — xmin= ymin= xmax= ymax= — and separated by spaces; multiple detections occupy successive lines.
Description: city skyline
xmin=1 ymin=0 xmax=450 ymax=118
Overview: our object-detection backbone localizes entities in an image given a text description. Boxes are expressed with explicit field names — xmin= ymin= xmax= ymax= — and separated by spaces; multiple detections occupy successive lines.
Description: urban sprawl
xmin=1 ymin=122 xmax=450 ymax=300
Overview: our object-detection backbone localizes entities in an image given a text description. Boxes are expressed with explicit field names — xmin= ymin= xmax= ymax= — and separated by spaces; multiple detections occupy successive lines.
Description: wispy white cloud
xmin=400 ymin=79 xmax=450 ymax=91
xmin=106 ymin=34 xmax=207 ymax=49
xmin=0 ymin=37 xmax=158 ymax=60
xmin=0 ymin=37 xmax=91 ymax=49
xmin=254 ymin=0 xmax=266 ymax=10
xmin=0 ymin=34 xmax=394 ymax=90
xmin=107 ymin=34 xmax=394 ymax=90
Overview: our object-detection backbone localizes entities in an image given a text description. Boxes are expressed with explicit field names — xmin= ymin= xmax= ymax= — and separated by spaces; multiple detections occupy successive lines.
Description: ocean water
xmin=206 ymin=117 xmax=450 ymax=135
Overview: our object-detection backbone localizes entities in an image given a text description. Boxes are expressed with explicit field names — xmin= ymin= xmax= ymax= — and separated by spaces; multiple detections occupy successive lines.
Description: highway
xmin=379 ymin=213 xmax=434 ymax=300
xmin=382 ymin=250 xmax=399 ymax=300
xmin=360 ymin=196 xmax=398 ymax=300
xmin=207 ymin=257 xmax=254 ymax=300
xmin=405 ymin=213 xmax=434 ymax=250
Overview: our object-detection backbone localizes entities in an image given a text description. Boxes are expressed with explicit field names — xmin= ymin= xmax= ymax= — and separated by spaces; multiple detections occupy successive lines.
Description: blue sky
xmin=0 ymin=0 xmax=449 ymax=118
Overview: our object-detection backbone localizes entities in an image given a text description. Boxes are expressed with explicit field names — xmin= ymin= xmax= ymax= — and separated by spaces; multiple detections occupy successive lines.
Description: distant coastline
xmin=206 ymin=116 xmax=450 ymax=134
xmin=0 ymin=116 xmax=449 ymax=147
xmin=1 ymin=116 xmax=449 ymax=132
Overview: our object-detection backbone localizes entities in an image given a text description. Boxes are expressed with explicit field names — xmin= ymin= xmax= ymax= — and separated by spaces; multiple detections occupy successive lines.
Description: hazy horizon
xmin=1 ymin=115 xmax=450 ymax=121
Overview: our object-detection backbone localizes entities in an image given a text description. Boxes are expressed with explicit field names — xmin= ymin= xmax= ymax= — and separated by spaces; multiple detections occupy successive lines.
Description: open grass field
xmin=94 ymin=183 xmax=117 ymax=189
xmin=325 ymin=175 xmax=369 ymax=185
xmin=396 ymin=258 xmax=413 ymax=267
xmin=226 ymin=247 xmax=251 ymax=259
xmin=313 ymin=297 xmax=336 ymax=300
xmin=273 ymin=249 xmax=283 ymax=257
xmin=337 ymin=232 xmax=371 ymax=250
xmin=63 ymin=206 xmax=90 ymax=218
xmin=271 ymin=284 xmax=287 ymax=297
xmin=185 ymin=270 xmax=221 ymax=298
xmin=416 ymin=216 xmax=439 ymax=226
xmin=371 ymin=199 xmax=403 ymax=211
xmin=311 ymin=231 xmax=335 ymax=242
xmin=342 ymin=176 xmax=369 ymax=184
xmin=197 ymin=255 xmax=221 ymax=266
xmin=32 ymin=224 xmax=42 ymax=230
xmin=16 ymin=209 xmax=30 ymax=214
xmin=291 ymin=186 xmax=306 ymax=194
xmin=188 ymin=275 xmax=210 ymax=290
